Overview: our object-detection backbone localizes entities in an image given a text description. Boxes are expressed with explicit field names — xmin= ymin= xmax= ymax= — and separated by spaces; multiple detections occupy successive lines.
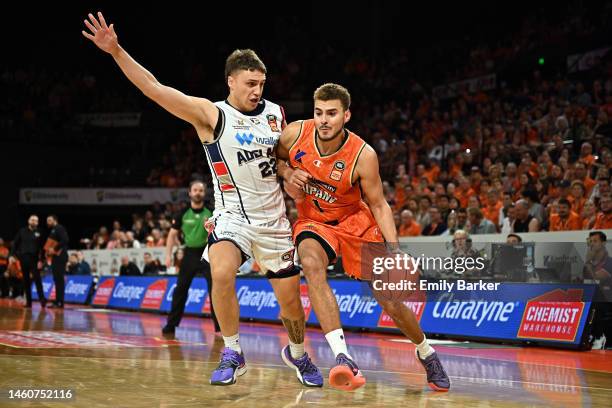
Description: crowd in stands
xmin=78 ymin=200 xmax=195 ymax=250
xmin=5 ymin=3 xmax=612 ymax=241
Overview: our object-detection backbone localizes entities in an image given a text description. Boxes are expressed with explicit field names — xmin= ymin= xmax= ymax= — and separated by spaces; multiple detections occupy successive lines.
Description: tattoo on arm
xmin=280 ymin=316 xmax=305 ymax=344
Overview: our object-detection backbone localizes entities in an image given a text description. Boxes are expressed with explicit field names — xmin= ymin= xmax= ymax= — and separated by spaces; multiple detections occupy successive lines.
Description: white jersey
xmin=202 ymin=99 xmax=287 ymax=225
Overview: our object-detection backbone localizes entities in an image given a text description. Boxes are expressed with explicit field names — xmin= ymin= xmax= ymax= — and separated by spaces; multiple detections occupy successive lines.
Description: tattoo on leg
xmin=281 ymin=316 xmax=305 ymax=344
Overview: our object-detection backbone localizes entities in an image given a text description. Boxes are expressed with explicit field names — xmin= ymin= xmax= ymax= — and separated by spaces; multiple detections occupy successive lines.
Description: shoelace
xmin=217 ymin=350 xmax=239 ymax=370
xmin=424 ymin=357 xmax=446 ymax=381
xmin=295 ymin=353 xmax=318 ymax=375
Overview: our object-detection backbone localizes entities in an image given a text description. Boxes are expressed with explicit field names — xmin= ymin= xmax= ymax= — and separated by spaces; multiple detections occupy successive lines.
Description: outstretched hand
xmin=82 ymin=12 xmax=119 ymax=55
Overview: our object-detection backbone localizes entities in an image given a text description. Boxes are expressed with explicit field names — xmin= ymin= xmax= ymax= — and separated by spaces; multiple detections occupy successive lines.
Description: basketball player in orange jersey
xmin=277 ymin=83 xmax=450 ymax=392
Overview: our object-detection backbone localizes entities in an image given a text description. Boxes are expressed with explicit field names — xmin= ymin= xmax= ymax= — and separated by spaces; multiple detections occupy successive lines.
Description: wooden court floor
xmin=1 ymin=299 xmax=611 ymax=407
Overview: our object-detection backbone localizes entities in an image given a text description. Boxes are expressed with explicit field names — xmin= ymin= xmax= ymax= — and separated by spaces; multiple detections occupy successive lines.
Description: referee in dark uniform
xmin=10 ymin=214 xmax=45 ymax=308
xmin=163 ymin=180 xmax=220 ymax=334
xmin=45 ymin=215 xmax=69 ymax=308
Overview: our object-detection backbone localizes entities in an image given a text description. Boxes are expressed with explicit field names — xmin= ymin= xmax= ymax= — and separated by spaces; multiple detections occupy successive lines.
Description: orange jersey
xmin=593 ymin=212 xmax=612 ymax=229
xmin=549 ymin=212 xmax=582 ymax=231
xmin=289 ymin=119 xmax=367 ymax=224
xmin=483 ymin=201 xmax=503 ymax=226
xmin=399 ymin=221 xmax=421 ymax=237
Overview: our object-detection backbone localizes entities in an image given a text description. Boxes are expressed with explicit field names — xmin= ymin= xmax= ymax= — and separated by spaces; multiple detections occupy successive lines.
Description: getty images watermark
xmin=358 ymin=242 xmax=502 ymax=302
xmin=370 ymin=252 xmax=499 ymax=293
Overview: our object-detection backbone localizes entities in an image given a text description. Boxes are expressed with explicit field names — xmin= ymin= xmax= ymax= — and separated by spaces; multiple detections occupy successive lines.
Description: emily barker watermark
xmin=368 ymin=252 xmax=493 ymax=301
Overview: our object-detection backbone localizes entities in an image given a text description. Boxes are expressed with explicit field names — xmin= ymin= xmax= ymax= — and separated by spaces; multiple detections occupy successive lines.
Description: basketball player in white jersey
xmin=83 ymin=11 xmax=322 ymax=387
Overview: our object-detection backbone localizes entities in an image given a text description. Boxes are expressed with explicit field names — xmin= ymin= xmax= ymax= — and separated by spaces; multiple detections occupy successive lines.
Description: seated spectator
xmin=483 ymin=188 xmax=502 ymax=226
xmin=455 ymin=177 xmax=475 ymax=209
xmin=436 ymin=194 xmax=451 ymax=222
xmin=398 ymin=210 xmax=421 ymax=237
xmin=124 ymin=231 xmax=141 ymax=248
xmin=570 ymin=181 xmax=588 ymax=216
xmin=456 ymin=208 xmax=469 ymax=231
xmin=501 ymin=204 xmax=516 ymax=235
xmin=506 ymin=233 xmax=522 ymax=244
xmin=143 ymin=252 xmax=161 ymax=275
xmin=150 ymin=228 xmax=165 ymax=247
xmin=468 ymin=207 xmax=497 ymax=235
xmin=422 ymin=207 xmax=447 ymax=236
xmin=441 ymin=210 xmax=458 ymax=236
xmin=582 ymin=200 xmax=598 ymax=230
xmin=76 ymin=251 xmax=91 ymax=275
xmin=590 ymin=176 xmax=611 ymax=202
xmin=416 ymin=196 xmax=432 ymax=228
xmin=512 ymin=199 xmax=540 ymax=232
xmin=67 ymin=253 xmax=89 ymax=275
xmin=594 ymin=194 xmax=612 ymax=229
xmin=521 ymin=189 xmax=545 ymax=224
xmin=119 ymin=256 xmax=141 ymax=276
xmin=572 ymin=162 xmax=596 ymax=196
xmin=106 ymin=231 xmax=122 ymax=250
xmin=549 ymin=198 xmax=582 ymax=231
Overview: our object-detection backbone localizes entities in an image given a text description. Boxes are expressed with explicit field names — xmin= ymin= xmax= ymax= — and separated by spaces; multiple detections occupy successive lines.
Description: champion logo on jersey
xmin=235 ymin=133 xmax=255 ymax=146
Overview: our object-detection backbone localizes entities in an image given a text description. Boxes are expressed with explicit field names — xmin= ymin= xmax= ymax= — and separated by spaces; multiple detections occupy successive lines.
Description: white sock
xmin=416 ymin=335 xmax=435 ymax=358
xmin=223 ymin=333 xmax=242 ymax=353
xmin=325 ymin=328 xmax=352 ymax=359
xmin=289 ymin=340 xmax=305 ymax=359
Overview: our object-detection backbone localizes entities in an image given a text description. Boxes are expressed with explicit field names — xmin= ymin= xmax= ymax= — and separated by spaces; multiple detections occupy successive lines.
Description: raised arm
xmin=355 ymin=145 xmax=399 ymax=246
xmin=82 ymin=12 xmax=218 ymax=142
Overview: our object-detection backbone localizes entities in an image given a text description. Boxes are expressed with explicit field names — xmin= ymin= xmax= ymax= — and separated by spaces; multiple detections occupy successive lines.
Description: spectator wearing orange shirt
xmin=483 ymin=189 xmax=503 ymax=226
xmin=573 ymin=162 xmax=596 ymax=196
xmin=478 ymin=179 xmax=491 ymax=205
xmin=570 ymin=181 xmax=588 ymax=216
xmin=593 ymin=194 xmax=612 ymax=229
xmin=470 ymin=167 xmax=483 ymax=194
xmin=582 ymin=200 xmax=598 ymax=230
xmin=398 ymin=210 xmax=422 ymax=237
xmin=424 ymin=162 xmax=440 ymax=184
xmin=578 ymin=142 xmax=595 ymax=167
xmin=549 ymin=198 xmax=582 ymax=231
xmin=455 ymin=177 xmax=475 ymax=209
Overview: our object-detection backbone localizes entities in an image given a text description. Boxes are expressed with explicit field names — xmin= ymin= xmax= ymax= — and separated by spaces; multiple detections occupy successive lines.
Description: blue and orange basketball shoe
xmin=281 ymin=345 xmax=323 ymax=387
xmin=416 ymin=350 xmax=450 ymax=391
xmin=328 ymin=353 xmax=366 ymax=391
xmin=210 ymin=348 xmax=247 ymax=385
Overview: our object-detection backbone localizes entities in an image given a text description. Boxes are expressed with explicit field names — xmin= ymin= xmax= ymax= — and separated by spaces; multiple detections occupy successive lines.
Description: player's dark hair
xmin=313 ymin=83 xmax=351 ymax=111
xmin=225 ymin=49 xmax=267 ymax=79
